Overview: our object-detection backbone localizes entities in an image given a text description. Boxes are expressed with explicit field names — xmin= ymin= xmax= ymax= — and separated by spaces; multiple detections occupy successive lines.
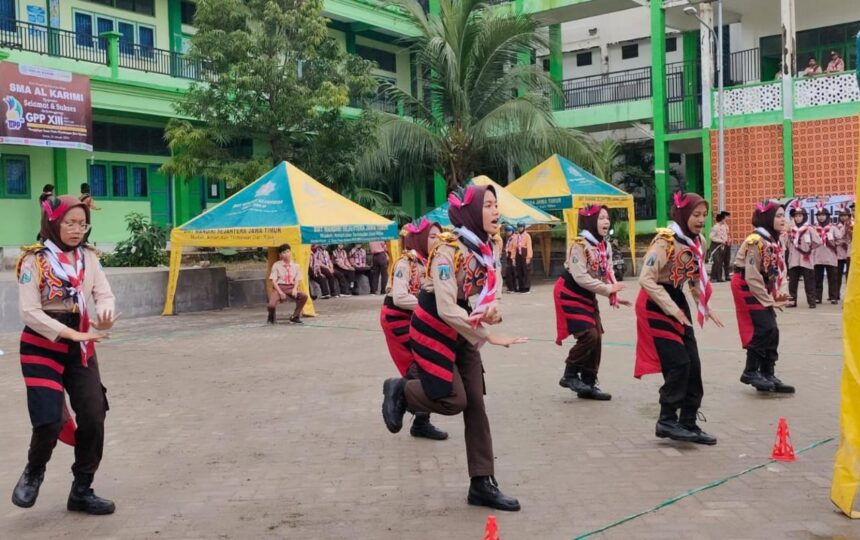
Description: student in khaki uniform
xmin=266 ymin=243 xmax=308 ymax=325
xmin=812 ymin=206 xmax=841 ymax=304
xmin=784 ymin=202 xmax=820 ymax=308
xmin=708 ymin=211 xmax=731 ymax=282
xmin=508 ymin=222 xmax=533 ymax=293
xmin=835 ymin=206 xmax=853 ymax=285
xmin=381 ymin=185 xmax=526 ymax=512
xmin=380 ymin=219 xmax=447 ymax=440
xmin=13 ymin=195 xmax=117 ymax=515
xmin=555 ymin=204 xmax=629 ymax=401
xmin=730 ymin=200 xmax=793 ymax=393
xmin=635 ymin=192 xmax=722 ymax=446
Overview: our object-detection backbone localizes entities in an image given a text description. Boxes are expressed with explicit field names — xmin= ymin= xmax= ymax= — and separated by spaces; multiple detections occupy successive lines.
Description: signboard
xmin=783 ymin=194 xmax=855 ymax=225
xmin=0 ymin=62 xmax=92 ymax=151
xmin=524 ymin=195 xmax=572 ymax=212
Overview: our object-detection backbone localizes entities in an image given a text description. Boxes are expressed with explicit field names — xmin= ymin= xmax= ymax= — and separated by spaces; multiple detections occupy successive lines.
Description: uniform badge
xmin=645 ymin=255 xmax=656 ymax=267
xmin=395 ymin=269 xmax=403 ymax=278
xmin=438 ymin=264 xmax=451 ymax=280
xmin=19 ymin=270 xmax=31 ymax=284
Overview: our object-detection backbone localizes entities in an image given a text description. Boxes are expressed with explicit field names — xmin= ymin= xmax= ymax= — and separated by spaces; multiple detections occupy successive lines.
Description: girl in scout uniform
xmin=379 ymin=218 xmax=447 ymax=440
xmin=555 ymin=204 xmax=629 ymax=401
xmin=13 ymin=195 xmax=117 ymax=515
xmin=836 ymin=205 xmax=853 ymax=285
xmin=730 ymin=200 xmax=793 ymax=393
xmin=380 ymin=185 xmax=527 ymax=512
xmin=812 ymin=205 xmax=841 ymax=304
xmin=784 ymin=201 xmax=820 ymax=308
xmin=635 ymin=192 xmax=722 ymax=445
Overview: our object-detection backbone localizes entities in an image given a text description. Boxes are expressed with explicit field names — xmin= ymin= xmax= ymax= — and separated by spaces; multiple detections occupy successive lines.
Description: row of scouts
xmin=378 ymin=190 xmax=820 ymax=512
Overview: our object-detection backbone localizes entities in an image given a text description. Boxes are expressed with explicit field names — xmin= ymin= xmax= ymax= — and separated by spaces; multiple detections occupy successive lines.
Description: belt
xmin=45 ymin=311 xmax=80 ymax=326
xmin=733 ymin=267 xmax=744 ymax=276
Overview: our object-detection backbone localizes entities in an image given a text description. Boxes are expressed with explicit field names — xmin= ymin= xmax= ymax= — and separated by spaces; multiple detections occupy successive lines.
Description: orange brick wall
xmin=709 ymin=124 xmax=785 ymax=243
xmin=793 ymin=117 xmax=859 ymax=198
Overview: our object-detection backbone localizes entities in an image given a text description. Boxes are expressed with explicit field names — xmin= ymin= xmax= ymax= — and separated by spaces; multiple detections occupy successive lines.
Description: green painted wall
xmin=0 ymin=146 xmax=53 ymax=246
xmin=553 ymin=99 xmax=652 ymax=128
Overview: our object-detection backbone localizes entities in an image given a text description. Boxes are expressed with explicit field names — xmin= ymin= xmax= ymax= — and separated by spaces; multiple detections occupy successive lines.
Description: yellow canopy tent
xmin=162 ymin=161 xmax=399 ymax=317
xmin=422 ymin=175 xmax=559 ymax=274
xmin=506 ymin=154 xmax=638 ymax=272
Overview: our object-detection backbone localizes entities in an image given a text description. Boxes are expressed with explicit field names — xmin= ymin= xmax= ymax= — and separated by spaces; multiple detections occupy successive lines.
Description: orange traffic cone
xmin=483 ymin=515 xmax=499 ymax=540
xmin=770 ymin=417 xmax=796 ymax=462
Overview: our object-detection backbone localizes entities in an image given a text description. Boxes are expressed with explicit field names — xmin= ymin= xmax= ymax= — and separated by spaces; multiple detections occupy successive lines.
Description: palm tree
xmin=360 ymin=0 xmax=595 ymax=190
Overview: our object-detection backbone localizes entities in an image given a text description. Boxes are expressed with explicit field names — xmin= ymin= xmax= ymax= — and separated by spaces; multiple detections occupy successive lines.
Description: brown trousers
xmin=267 ymin=284 xmax=308 ymax=318
xmin=565 ymin=311 xmax=603 ymax=385
xmin=404 ymin=341 xmax=494 ymax=477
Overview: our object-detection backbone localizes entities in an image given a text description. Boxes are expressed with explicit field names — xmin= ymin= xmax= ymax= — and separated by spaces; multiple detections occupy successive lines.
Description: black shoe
xmin=577 ymin=384 xmax=612 ymax=401
xmin=740 ymin=371 xmax=776 ymax=391
xmin=410 ymin=414 xmax=448 ymax=440
xmin=11 ymin=464 xmax=44 ymax=508
xmin=67 ymin=475 xmax=115 ymax=515
xmin=382 ymin=378 xmax=407 ymax=434
xmin=266 ymin=309 xmax=275 ymax=324
xmin=809 ymin=303 xmax=816 ymax=309
xmin=655 ymin=419 xmax=699 ymax=442
xmin=559 ymin=374 xmax=590 ymax=394
xmin=467 ymin=476 xmax=520 ymax=512
xmin=289 ymin=316 xmax=303 ymax=325
xmin=763 ymin=374 xmax=795 ymax=394
xmin=831 ymin=299 xmax=839 ymax=305
xmin=680 ymin=424 xmax=718 ymax=445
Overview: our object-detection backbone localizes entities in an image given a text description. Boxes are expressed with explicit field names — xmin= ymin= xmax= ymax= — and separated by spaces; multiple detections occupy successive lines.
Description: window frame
xmin=83 ymin=0 xmax=155 ymax=17
xmin=666 ymin=37 xmax=678 ymax=53
xmin=73 ymin=10 xmax=96 ymax=49
xmin=576 ymin=51 xmax=593 ymax=67
xmin=205 ymin=179 xmax=223 ymax=202
xmin=621 ymin=43 xmax=639 ymax=60
xmin=137 ymin=24 xmax=155 ymax=58
xmin=0 ymin=154 xmax=30 ymax=199
xmin=88 ymin=160 xmax=153 ymax=201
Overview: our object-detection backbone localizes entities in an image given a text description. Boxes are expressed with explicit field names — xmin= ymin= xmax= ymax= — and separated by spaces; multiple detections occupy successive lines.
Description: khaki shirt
xmin=709 ymin=221 xmax=729 ymax=244
xmin=785 ymin=226 xmax=820 ymax=269
xmin=638 ymin=232 xmax=699 ymax=316
xmin=17 ymin=247 xmax=115 ymax=342
xmin=734 ymin=234 xmax=788 ymax=307
xmin=566 ymin=239 xmax=614 ymax=297
xmin=389 ymin=256 xmax=426 ymax=311
xmin=507 ymin=232 xmax=533 ymax=259
xmin=425 ymin=240 xmax=500 ymax=345
xmin=270 ymin=260 xmax=301 ymax=286
xmin=812 ymin=226 xmax=839 ymax=267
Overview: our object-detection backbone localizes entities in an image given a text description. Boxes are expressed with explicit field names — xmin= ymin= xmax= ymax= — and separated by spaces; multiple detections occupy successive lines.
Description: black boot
xmin=655 ymin=405 xmax=698 ymax=442
xmin=577 ymin=374 xmax=611 ymax=401
xmin=11 ymin=464 xmax=45 ymax=508
xmin=410 ymin=413 xmax=448 ymax=440
xmin=739 ymin=352 xmax=775 ymax=391
xmin=67 ymin=474 xmax=115 ymax=515
xmin=467 ymin=476 xmax=520 ymax=512
xmin=266 ymin=308 xmax=276 ymax=324
xmin=559 ymin=365 xmax=590 ymax=394
xmin=381 ymin=378 xmax=407 ymax=433
xmin=760 ymin=360 xmax=795 ymax=394
xmin=679 ymin=410 xmax=717 ymax=446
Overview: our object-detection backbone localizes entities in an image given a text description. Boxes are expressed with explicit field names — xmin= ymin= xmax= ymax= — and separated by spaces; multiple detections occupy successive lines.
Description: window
xmin=112 ymin=165 xmax=128 ymax=197
xmin=132 ymin=166 xmax=148 ymax=197
xmin=89 ymin=164 xmax=108 ymax=197
xmin=84 ymin=0 xmax=154 ymax=16
xmin=355 ymin=44 xmax=397 ymax=73
xmin=75 ymin=12 xmax=93 ymax=47
xmin=96 ymin=17 xmax=113 ymax=50
xmin=180 ymin=1 xmax=196 ymax=25
xmin=1 ymin=155 xmax=29 ymax=198
xmin=621 ymin=43 xmax=639 ymax=60
xmin=118 ymin=21 xmax=135 ymax=55
xmin=206 ymin=179 xmax=221 ymax=200
xmin=93 ymin=122 xmax=169 ymax=156
xmin=666 ymin=37 xmax=677 ymax=52
xmin=138 ymin=25 xmax=154 ymax=57
xmin=0 ymin=0 xmax=16 ymax=31
xmin=576 ymin=51 xmax=592 ymax=67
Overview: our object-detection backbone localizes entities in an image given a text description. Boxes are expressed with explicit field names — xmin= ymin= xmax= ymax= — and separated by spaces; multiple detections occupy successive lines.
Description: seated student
xmin=349 ymin=243 xmax=372 ymax=289
xmin=331 ymin=244 xmax=358 ymax=296
xmin=267 ymin=244 xmax=308 ymax=325
xmin=309 ymin=245 xmax=338 ymax=299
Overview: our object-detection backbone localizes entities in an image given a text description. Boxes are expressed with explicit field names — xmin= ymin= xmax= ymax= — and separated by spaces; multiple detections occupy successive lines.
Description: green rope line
xmin=571 ymin=436 xmax=836 ymax=540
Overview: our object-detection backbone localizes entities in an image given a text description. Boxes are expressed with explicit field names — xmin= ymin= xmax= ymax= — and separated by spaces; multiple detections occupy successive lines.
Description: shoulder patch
xmin=645 ymin=255 xmax=657 ymax=267
xmin=745 ymin=233 xmax=762 ymax=245
xmin=19 ymin=269 xmax=31 ymax=284
xmin=395 ymin=268 xmax=404 ymax=278
xmin=438 ymin=264 xmax=451 ymax=281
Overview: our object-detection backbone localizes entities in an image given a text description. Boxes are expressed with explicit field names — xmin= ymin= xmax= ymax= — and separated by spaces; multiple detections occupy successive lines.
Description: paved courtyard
xmin=0 ymin=279 xmax=857 ymax=539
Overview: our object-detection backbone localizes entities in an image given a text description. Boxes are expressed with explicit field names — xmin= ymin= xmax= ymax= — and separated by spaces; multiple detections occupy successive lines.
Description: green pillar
xmin=433 ymin=172 xmax=446 ymax=206
xmin=167 ymin=0 xmax=183 ymax=52
xmin=549 ymin=24 xmax=563 ymax=110
xmin=651 ymin=0 xmax=670 ymax=227
xmin=681 ymin=31 xmax=699 ymax=130
xmin=345 ymin=26 xmax=356 ymax=54
xmin=53 ymin=149 xmax=68 ymax=195
xmin=428 ymin=0 xmax=440 ymax=15
xmin=702 ymin=130 xmax=713 ymax=232
xmin=101 ymin=31 xmax=121 ymax=79
xmin=783 ymin=120 xmax=794 ymax=197
xmin=685 ymin=154 xmax=702 ymax=194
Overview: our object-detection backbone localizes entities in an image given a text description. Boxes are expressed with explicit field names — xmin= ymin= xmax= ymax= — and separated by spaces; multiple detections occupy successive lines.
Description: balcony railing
xmin=727 ymin=48 xmax=760 ymax=86
xmin=556 ymin=66 xmax=652 ymax=109
xmin=666 ymin=59 xmax=702 ymax=132
xmin=0 ymin=18 xmax=208 ymax=81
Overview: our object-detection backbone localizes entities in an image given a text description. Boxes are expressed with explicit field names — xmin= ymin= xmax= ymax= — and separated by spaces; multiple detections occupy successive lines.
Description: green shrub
xmin=101 ymin=213 xmax=169 ymax=267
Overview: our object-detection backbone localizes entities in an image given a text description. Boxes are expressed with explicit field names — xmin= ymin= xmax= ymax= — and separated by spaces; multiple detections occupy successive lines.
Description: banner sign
xmin=783 ymin=194 xmax=855 ymax=224
xmin=525 ymin=195 xmax=573 ymax=212
xmin=0 ymin=62 xmax=92 ymax=151
xmin=300 ymin=223 xmax=399 ymax=244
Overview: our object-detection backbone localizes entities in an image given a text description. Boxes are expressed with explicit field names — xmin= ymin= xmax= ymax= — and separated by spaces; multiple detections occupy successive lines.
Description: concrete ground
xmin=0 ymin=279 xmax=857 ymax=540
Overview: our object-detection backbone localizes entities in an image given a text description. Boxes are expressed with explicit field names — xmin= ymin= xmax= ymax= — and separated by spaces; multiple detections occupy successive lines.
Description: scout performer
xmin=13 ymin=196 xmax=117 ymax=515
xmin=635 ymin=192 xmax=722 ymax=445
xmin=267 ymin=243 xmax=308 ymax=325
xmin=812 ymin=205 xmax=841 ymax=304
xmin=381 ymin=184 xmax=527 ymax=511
xmin=731 ymin=201 xmax=794 ymax=393
xmin=785 ymin=201 xmax=820 ymax=308
xmin=709 ymin=211 xmax=731 ymax=282
xmin=836 ymin=205 xmax=853 ymax=284
xmin=379 ymin=219 xmax=447 ymax=440
xmin=555 ymin=205 xmax=629 ymax=401
xmin=508 ymin=222 xmax=533 ymax=293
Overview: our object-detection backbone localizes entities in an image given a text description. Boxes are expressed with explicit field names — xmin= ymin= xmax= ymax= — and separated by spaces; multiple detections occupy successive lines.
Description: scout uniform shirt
xmin=566 ymin=237 xmax=615 ymax=297
xmin=507 ymin=231 xmax=533 ymax=260
xmin=270 ymin=260 xmax=302 ymax=287
xmin=733 ymin=232 xmax=788 ymax=308
xmin=709 ymin=221 xmax=729 ymax=245
xmin=389 ymin=252 xmax=427 ymax=311
xmin=17 ymin=246 xmax=115 ymax=342
xmin=812 ymin=224 xmax=840 ymax=267
xmin=786 ymin=224 xmax=820 ymax=270
xmin=639 ymin=229 xmax=702 ymax=316
xmin=836 ymin=222 xmax=853 ymax=260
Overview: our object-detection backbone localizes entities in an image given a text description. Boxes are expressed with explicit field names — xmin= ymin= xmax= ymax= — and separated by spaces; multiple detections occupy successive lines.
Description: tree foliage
xmin=162 ymin=0 xmax=381 ymax=195
xmin=101 ymin=213 xmax=169 ymax=267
